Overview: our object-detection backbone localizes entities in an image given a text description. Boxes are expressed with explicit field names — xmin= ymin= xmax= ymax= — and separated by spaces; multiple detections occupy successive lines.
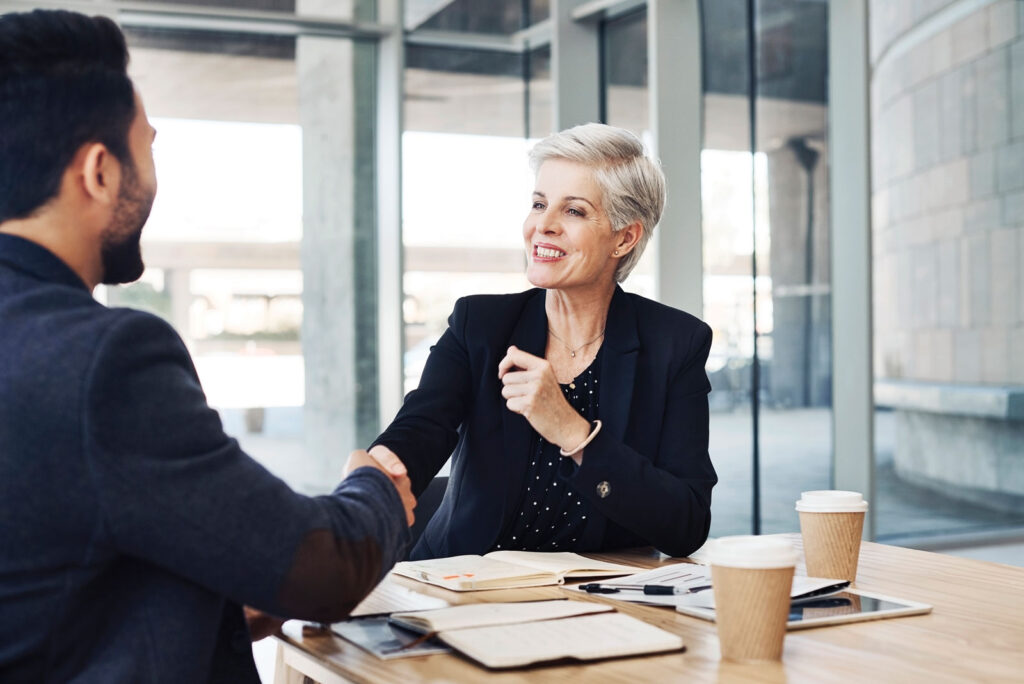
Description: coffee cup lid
xmin=795 ymin=490 xmax=868 ymax=513
xmin=706 ymin=535 xmax=799 ymax=569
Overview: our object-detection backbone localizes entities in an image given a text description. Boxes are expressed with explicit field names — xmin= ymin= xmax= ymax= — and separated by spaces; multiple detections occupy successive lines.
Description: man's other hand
xmin=243 ymin=606 xmax=284 ymax=642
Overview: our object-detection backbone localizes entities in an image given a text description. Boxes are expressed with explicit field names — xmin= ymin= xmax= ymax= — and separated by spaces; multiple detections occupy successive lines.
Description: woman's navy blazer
xmin=374 ymin=285 xmax=717 ymax=560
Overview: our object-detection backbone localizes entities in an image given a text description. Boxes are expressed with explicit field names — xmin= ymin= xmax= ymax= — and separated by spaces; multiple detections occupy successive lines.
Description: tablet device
xmin=675 ymin=588 xmax=932 ymax=629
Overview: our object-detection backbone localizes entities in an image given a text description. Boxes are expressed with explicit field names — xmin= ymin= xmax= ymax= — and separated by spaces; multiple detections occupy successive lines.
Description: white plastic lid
xmin=706 ymin=535 xmax=799 ymax=569
xmin=795 ymin=490 xmax=869 ymax=513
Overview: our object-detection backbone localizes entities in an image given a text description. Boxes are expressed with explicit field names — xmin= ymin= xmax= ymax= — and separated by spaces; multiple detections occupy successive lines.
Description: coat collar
xmin=597 ymin=286 xmax=640 ymax=442
xmin=0 ymin=234 xmax=89 ymax=291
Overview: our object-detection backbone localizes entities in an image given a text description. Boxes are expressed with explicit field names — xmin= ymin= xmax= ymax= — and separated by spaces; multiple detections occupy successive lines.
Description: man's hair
xmin=528 ymin=123 xmax=666 ymax=282
xmin=0 ymin=10 xmax=136 ymax=223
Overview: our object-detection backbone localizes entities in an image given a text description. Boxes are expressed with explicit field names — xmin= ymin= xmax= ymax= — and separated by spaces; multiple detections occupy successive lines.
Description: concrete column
xmin=297 ymin=0 xmax=379 ymax=491
xmin=551 ymin=0 xmax=600 ymax=129
xmin=165 ymin=268 xmax=192 ymax=341
xmin=649 ymin=0 xmax=703 ymax=316
xmin=830 ymin=0 xmax=874 ymax=537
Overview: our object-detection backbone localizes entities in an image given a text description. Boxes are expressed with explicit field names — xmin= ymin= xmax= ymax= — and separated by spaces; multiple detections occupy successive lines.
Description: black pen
xmin=579 ymin=583 xmax=712 ymax=596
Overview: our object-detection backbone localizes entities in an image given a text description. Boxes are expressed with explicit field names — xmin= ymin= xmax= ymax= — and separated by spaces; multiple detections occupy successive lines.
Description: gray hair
xmin=528 ymin=123 xmax=666 ymax=282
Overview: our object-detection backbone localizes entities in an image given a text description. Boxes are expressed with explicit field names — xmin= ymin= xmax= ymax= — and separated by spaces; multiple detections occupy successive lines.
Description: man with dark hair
xmin=0 ymin=9 xmax=415 ymax=682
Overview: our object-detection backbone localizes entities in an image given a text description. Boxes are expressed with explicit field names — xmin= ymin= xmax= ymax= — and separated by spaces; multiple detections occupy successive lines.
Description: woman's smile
xmin=533 ymin=242 xmax=567 ymax=261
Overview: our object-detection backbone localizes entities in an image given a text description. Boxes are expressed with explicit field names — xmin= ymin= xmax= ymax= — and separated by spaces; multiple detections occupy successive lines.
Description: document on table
xmin=384 ymin=600 xmax=683 ymax=668
xmin=569 ymin=562 xmax=849 ymax=608
xmin=438 ymin=612 xmax=685 ymax=669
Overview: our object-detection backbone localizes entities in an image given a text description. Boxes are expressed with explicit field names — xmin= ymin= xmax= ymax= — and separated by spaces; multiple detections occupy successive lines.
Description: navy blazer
xmin=374 ymin=286 xmax=717 ymax=560
xmin=0 ymin=235 xmax=409 ymax=683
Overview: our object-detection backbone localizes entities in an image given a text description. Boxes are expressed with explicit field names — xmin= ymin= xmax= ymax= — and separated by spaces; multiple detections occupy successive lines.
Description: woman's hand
xmin=498 ymin=345 xmax=591 ymax=459
xmin=347 ymin=447 xmax=416 ymax=526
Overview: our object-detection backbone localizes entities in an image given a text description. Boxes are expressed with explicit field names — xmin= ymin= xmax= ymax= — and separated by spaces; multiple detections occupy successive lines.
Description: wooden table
xmin=273 ymin=534 xmax=1024 ymax=682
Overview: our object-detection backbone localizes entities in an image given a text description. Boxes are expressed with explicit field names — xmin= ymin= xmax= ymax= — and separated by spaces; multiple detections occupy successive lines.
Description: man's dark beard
xmin=100 ymin=161 xmax=154 ymax=285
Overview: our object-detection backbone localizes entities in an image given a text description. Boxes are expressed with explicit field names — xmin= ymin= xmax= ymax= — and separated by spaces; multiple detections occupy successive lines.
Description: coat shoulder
xmin=624 ymin=292 xmax=711 ymax=340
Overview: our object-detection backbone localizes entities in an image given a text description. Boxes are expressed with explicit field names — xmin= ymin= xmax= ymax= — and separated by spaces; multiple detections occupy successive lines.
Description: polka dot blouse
xmin=493 ymin=348 xmax=602 ymax=552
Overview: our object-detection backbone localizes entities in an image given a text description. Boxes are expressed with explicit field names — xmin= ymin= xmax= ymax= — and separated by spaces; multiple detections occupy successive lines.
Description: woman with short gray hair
xmin=366 ymin=122 xmax=717 ymax=560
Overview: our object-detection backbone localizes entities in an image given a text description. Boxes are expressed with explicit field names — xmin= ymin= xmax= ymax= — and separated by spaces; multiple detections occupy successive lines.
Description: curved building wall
xmin=870 ymin=0 xmax=1024 ymax=510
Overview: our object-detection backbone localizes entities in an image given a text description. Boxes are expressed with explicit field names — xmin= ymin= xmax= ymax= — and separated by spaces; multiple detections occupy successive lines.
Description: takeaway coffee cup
xmin=708 ymin=535 xmax=798 ymax=662
xmin=796 ymin=490 xmax=869 ymax=583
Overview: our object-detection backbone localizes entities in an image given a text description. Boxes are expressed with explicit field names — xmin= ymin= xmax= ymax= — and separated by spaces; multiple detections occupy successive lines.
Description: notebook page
xmin=485 ymin=551 xmax=641 ymax=578
xmin=349 ymin=578 xmax=450 ymax=617
xmin=392 ymin=555 xmax=554 ymax=590
xmin=439 ymin=613 xmax=684 ymax=669
xmin=390 ymin=600 xmax=611 ymax=634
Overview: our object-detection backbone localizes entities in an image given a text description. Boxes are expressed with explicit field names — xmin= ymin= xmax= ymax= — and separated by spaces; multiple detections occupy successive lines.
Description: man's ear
xmin=615 ymin=221 xmax=644 ymax=255
xmin=78 ymin=142 xmax=120 ymax=205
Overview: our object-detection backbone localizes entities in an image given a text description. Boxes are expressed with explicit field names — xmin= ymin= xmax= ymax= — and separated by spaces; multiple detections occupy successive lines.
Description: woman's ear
xmin=614 ymin=221 xmax=644 ymax=256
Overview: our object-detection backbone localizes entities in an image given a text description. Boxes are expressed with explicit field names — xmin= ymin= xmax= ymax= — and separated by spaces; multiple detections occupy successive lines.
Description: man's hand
xmin=244 ymin=606 xmax=284 ymax=642
xmin=346 ymin=448 xmax=416 ymax=527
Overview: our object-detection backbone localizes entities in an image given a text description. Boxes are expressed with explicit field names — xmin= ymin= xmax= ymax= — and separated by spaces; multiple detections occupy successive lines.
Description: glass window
xmin=699 ymin=0 xmax=832 ymax=536
xmin=408 ymin=0 xmax=526 ymax=34
xmin=117 ymin=29 xmax=304 ymax=453
xmin=602 ymin=9 xmax=648 ymax=136
xmin=92 ymin=19 xmax=380 ymax=492
xmin=601 ymin=9 xmax=655 ymax=300
xmin=527 ymin=46 xmax=552 ymax=139
xmin=403 ymin=45 xmax=532 ymax=393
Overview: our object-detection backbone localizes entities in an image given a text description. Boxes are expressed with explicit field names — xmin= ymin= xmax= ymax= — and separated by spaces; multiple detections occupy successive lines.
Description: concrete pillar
xmin=297 ymin=0 xmax=379 ymax=491
xmin=165 ymin=268 xmax=192 ymax=341
xmin=550 ymin=0 xmax=600 ymax=129
xmin=649 ymin=0 xmax=703 ymax=316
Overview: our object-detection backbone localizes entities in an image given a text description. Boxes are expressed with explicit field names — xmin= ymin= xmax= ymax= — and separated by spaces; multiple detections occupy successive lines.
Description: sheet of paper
xmin=391 ymin=599 xmax=611 ymax=634
xmin=350 ymin=578 xmax=451 ymax=617
xmin=438 ymin=612 xmax=684 ymax=669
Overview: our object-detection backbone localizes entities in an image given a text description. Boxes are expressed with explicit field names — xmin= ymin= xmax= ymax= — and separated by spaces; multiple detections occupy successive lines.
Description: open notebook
xmin=389 ymin=600 xmax=685 ymax=669
xmin=392 ymin=551 xmax=641 ymax=591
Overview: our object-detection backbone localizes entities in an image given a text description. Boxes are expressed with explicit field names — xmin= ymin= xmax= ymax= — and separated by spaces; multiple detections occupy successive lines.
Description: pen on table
xmin=579 ymin=583 xmax=712 ymax=596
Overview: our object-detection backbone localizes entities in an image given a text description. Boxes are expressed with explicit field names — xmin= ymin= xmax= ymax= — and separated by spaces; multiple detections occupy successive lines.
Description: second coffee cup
xmin=796 ymin=490 xmax=868 ymax=583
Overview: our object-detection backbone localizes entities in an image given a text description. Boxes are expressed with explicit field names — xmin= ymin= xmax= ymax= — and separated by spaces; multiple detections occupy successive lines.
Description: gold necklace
xmin=548 ymin=327 xmax=605 ymax=359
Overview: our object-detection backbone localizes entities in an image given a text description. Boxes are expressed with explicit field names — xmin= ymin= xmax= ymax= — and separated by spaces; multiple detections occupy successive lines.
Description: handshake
xmin=345 ymin=446 xmax=417 ymax=527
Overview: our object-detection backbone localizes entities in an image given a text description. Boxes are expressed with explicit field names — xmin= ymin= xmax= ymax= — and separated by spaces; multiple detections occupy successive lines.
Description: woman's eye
xmin=567 ymin=207 xmax=584 ymax=217
xmin=532 ymin=201 xmax=545 ymax=210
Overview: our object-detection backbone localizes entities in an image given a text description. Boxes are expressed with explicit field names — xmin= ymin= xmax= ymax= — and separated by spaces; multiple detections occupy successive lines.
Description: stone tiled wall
xmin=870 ymin=0 xmax=1024 ymax=385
